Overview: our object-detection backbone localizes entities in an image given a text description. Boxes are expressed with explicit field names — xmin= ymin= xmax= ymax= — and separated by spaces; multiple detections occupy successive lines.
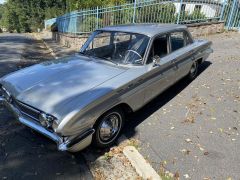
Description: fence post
xmin=238 ymin=18 xmax=240 ymax=32
xmin=75 ymin=13 xmax=77 ymax=35
xmin=133 ymin=0 xmax=137 ymax=23
xmin=220 ymin=0 xmax=227 ymax=21
xmin=177 ymin=0 xmax=183 ymax=24
xmin=96 ymin=6 xmax=99 ymax=29
xmin=227 ymin=0 xmax=238 ymax=29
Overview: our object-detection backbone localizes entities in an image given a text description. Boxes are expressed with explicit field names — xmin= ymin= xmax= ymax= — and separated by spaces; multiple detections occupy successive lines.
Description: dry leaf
xmin=204 ymin=152 xmax=209 ymax=155
xmin=185 ymin=138 xmax=192 ymax=143
xmin=183 ymin=174 xmax=190 ymax=179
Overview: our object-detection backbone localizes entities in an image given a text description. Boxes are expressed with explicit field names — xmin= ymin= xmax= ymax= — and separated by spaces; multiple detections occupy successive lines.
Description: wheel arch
xmin=94 ymin=102 xmax=133 ymax=127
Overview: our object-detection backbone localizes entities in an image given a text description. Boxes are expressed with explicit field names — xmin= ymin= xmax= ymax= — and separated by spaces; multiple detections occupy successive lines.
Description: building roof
xmin=99 ymin=23 xmax=187 ymax=37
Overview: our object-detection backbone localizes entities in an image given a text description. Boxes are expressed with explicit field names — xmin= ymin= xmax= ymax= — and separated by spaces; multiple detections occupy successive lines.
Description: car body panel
xmin=0 ymin=55 xmax=127 ymax=120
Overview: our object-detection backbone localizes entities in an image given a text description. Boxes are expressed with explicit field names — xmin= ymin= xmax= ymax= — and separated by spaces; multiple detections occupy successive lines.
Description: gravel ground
xmin=124 ymin=32 xmax=240 ymax=179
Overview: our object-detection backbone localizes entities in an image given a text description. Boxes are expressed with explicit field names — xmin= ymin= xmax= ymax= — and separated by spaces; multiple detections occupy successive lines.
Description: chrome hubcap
xmin=99 ymin=113 xmax=121 ymax=142
xmin=190 ymin=62 xmax=197 ymax=74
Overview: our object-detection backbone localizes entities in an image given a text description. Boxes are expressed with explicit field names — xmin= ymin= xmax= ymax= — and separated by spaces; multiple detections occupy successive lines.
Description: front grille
xmin=0 ymin=85 xmax=41 ymax=122
xmin=13 ymin=100 xmax=41 ymax=122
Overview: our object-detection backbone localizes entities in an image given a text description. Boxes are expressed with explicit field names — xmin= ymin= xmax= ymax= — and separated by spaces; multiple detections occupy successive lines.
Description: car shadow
xmin=122 ymin=60 xmax=212 ymax=138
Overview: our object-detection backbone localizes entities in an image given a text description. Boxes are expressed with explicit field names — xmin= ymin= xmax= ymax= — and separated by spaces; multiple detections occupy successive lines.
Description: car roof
xmin=98 ymin=23 xmax=187 ymax=37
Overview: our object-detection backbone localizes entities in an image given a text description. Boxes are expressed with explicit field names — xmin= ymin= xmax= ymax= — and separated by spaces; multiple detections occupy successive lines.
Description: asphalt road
xmin=0 ymin=33 xmax=92 ymax=180
xmin=124 ymin=32 xmax=240 ymax=179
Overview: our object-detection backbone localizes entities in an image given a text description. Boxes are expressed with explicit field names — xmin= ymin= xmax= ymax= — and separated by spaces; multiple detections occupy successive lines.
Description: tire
xmin=93 ymin=108 xmax=125 ymax=148
xmin=187 ymin=61 xmax=199 ymax=80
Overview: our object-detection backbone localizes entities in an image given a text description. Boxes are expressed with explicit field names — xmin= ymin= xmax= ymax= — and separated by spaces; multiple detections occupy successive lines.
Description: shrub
xmin=136 ymin=3 xmax=176 ymax=23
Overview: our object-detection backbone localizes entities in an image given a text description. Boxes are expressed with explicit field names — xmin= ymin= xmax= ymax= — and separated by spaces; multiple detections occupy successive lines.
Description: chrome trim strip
xmin=16 ymin=100 xmax=41 ymax=114
xmin=19 ymin=116 xmax=62 ymax=143
xmin=0 ymin=96 xmax=4 ymax=105
xmin=20 ymin=111 xmax=39 ymax=121
xmin=1 ymin=86 xmax=11 ymax=97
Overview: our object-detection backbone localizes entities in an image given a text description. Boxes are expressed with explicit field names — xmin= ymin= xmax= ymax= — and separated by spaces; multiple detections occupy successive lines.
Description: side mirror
xmin=153 ymin=55 xmax=161 ymax=67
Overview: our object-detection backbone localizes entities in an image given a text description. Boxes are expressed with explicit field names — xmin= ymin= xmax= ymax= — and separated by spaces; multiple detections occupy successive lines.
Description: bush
xmin=188 ymin=9 xmax=206 ymax=20
xmin=179 ymin=10 xmax=206 ymax=23
xmin=79 ymin=16 xmax=103 ymax=32
xmin=51 ymin=22 xmax=58 ymax=32
xmin=136 ymin=3 xmax=176 ymax=23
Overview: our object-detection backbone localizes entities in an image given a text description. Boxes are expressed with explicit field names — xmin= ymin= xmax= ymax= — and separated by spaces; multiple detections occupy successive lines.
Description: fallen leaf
xmin=204 ymin=152 xmax=209 ymax=155
xmin=183 ymin=174 xmax=190 ymax=179
xmin=174 ymin=172 xmax=180 ymax=179
xmin=218 ymin=128 xmax=223 ymax=133
xmin=185 ymin=138 xmax=192 ymax=143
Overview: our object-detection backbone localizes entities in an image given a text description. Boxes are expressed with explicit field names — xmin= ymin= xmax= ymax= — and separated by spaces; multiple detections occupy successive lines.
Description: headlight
xmin=39 ymin=113 xmax=57 ymax=128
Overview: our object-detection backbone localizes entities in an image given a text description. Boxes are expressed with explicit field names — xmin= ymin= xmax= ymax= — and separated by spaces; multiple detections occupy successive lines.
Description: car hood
xmin=0 ymin=55 xmax=127 ymax=118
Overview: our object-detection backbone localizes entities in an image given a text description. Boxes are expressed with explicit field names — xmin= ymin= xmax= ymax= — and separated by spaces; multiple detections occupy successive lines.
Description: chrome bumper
xmin=0 ymin=95 xmax=94 ymax=152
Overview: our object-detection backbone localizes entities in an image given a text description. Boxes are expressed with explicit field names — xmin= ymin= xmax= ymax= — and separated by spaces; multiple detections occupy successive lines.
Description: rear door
xmin=169 ymin=31 xmax=196 ymax=81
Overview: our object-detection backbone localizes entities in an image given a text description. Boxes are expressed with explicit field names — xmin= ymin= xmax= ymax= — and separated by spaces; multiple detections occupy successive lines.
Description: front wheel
xmin=93 ymin=108 xmax=124 ymax=148
xmin=187 ymin=61 xmax=199 ymax=80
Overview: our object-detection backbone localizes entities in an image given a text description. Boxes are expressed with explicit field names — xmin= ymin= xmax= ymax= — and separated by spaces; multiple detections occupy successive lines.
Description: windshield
xmin=80 ymin=31 xmax=150 ymax=65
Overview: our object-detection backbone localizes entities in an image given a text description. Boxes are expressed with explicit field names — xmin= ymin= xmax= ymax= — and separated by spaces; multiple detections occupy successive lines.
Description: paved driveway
xmin=0 ymin=34 xmax=92 ymax=179
xmin=124 ymin=32 xmax=240 ymax=179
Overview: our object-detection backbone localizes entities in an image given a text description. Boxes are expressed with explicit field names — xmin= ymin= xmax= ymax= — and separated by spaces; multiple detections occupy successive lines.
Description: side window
xmin=89 ymin=32 xmax=111 ymax=49
xmin=170 ymin=32 xmax=185 ymax=52
xmin=184 ymin=31 xmax=193 ymax=45
xmin=147 ymin=35 xmax=169 ymax=64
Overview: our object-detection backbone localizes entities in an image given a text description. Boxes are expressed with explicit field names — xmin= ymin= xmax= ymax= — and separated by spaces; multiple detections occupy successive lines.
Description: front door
xmin=143 ymin=34 xmax=176 ymax=104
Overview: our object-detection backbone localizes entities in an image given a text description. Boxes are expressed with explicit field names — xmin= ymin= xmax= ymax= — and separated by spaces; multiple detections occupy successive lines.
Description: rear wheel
xmin=188 ymin=61 xmax=199 ymax=80
xmin=93 ymin=108 xmax=124 ymax=148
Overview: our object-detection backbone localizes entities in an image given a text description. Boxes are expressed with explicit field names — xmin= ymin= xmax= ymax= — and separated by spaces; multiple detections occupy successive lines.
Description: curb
xmin=31 ymin=33 xmax=59 ymax=59
xmin=42 ymin=39 xmax=59 ymax=60
xmin=123 ymin=146 xmax=161 ymax=180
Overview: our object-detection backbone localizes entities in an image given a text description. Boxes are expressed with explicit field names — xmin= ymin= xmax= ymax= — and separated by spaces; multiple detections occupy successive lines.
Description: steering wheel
xmin=124 ymin=50 xmax=143 ymax=64
xmin=125 ymin=50 xmax=142 ymax=60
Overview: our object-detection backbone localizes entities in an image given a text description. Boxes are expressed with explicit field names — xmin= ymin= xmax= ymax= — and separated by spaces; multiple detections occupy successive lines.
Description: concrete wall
xmin=50 ymin=21 xmax=225 ymax=51
xmin=187 ymin=21 xmax=224 ymax=37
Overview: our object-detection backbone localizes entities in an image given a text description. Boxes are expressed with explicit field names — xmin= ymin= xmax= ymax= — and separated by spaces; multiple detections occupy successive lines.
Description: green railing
xmin=47 ymin=0 xmax=239 ymax=33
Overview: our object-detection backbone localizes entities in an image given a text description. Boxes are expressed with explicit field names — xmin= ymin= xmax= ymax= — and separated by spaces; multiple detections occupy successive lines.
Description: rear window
xmin=170 ymin=32 xmax=185 ymax=51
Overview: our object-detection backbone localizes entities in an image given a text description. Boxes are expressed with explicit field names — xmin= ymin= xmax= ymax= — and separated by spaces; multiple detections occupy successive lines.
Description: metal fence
xmin=45 ymin=0 xmax=240 ymax=33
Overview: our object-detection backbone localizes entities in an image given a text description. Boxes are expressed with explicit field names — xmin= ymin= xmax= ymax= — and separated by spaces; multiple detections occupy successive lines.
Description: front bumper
xmin=0 ymin=96 xmax=94 ymax=152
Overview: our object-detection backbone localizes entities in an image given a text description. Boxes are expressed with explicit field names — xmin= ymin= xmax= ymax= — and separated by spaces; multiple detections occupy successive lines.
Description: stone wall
xmin=50 ymin=21 xmax=225 ymax=51
xmin=52 ymin=32 xmax=89 ymax=51
xmin=187 ymin=21 xmax=225 ymax=37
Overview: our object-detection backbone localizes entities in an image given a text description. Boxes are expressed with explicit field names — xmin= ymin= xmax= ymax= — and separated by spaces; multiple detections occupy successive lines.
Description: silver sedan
xmin=0 ymin=24 xmax=212 ymax=152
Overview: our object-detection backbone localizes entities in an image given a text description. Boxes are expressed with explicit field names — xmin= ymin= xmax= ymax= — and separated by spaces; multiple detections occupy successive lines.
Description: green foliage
xmin=179 ymin=10 xmax=206 ymax=22
xmin=1 ymin=0 xmax=66 ymax=32
xmin=136 ymin=3 xmax=176 ymax=23
xmin=1 ymin=0 xmax=126 ymax=33
xmin=189 ymin=9 xmax=206 ymax=20
xmin=79 ymin=16 xmax=103 ymax=32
